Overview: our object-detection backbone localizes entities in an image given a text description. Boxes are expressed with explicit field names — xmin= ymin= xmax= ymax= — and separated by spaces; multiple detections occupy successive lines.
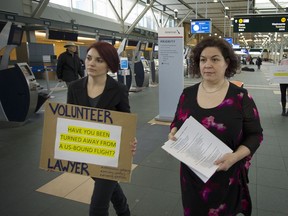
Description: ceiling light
xmin=163 ymin=5 xmax=166 ymax=11
xmin=213 ymin=0 xmax=218 ymax=2
xmin=225 ymin=6 xmax=229 ymax=10
xmin=174 ymin=9 xmax=178 ymax=19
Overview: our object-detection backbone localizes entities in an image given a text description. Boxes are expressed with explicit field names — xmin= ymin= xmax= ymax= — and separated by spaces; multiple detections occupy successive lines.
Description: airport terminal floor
xmin=1 ymin=62 xmax=288 ymax=216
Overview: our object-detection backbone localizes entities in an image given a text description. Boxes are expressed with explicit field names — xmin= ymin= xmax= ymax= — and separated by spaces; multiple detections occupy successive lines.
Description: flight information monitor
xmin=224 ymin=37 xmax=233 ymax=45
xmin=191 ymin=19 xmax=211 ymax=34
xmin=233 ymin=15 xmax=288 ymax=33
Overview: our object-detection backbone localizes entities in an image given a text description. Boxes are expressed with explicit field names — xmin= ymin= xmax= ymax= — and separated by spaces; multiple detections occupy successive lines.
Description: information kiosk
xmin=117 ymin=38 xmax=132 ymax=90
xmin=0 ymin=63 xmax=47 ymax=126
xmin=0 ymin=22 xmax=49 ymax=127
xmin=131 ymin=41 xmax=150 ymax=88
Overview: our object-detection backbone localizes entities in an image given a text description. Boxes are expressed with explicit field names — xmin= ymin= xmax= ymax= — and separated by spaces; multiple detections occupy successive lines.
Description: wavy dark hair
xmin=190 ymin=36 xmax=240 ymax=78
xmin=86 ymin=41 xmax=120 ymax=73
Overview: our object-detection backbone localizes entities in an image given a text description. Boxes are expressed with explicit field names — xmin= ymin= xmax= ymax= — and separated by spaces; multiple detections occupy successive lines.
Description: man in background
xmin=56 ymin=41 xmax=84 ymax=86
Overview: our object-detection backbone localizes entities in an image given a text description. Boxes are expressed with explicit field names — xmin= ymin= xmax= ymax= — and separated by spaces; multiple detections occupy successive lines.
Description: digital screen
xmin=120 ymin=57 xmax=128 ymax=69
xmin=147 ymin=42 xmax=153 ymax=48
xmin=233 ymin=44 xmax=240 ymax=48
xmin=8 ymin=25 xmax=24 ymax=46
xmin=153 ymin=45 xmax=158 ymax=51
xmin=139 ymin=43 xmax=146 ymax=51
xmin=191 ymin=19 xmax=211 ymax=34
xmin=224 ymin=37 xmax=233 ymax=44
xmin=233 ymin=15 xmax=288 ymax=32
xmin=127 ymin=40 xmax=138 ymax=46
xmin=48 ymin=30 xmax=78 ymax=41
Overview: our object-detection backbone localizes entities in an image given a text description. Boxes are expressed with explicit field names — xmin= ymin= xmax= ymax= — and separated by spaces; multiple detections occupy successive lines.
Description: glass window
xmin=50 ymin=0 xmax=71 ymax=7
xmin=72 ymin=0 xmax=93 ymax=13
xmin=93 ymin=0 xmax=117 ymax=20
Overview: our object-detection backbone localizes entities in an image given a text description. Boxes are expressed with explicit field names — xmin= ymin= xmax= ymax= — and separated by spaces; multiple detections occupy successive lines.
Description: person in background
xmin=67 ymin=41 xmax=137 ymax=216
xmin=256 ymin=56 xmax=262 ymax=70
xmin=56 ymin=41 xmax=84 ymax=86
xmin=168 ymin=37 xmax=263 ymax=216
xmin=279 ymin=54 xmax=288 ymax=116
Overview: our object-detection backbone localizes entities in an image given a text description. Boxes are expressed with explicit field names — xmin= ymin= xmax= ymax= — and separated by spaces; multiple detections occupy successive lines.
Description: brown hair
xmin=87 ymin=41 xmax=120 ymax=73
xmin=191 ymin=36 xmax=240 ymax=78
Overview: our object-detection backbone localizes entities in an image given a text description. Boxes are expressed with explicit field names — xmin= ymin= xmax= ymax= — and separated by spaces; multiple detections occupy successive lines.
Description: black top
xmin=170 ymin=82 xmax=263 ymax=215
xmin=67 ymin=75 xmax=130 ymax=113
xmin=56 ymin=50 xmax=84 ymax=82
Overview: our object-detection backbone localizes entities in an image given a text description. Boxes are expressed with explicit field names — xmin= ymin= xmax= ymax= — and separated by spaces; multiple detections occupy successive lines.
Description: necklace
xmin=201 ymin=80 xmax=226 ymax=93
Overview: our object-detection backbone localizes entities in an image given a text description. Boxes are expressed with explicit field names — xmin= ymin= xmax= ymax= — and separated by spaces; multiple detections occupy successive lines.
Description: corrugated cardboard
xmin=39 ymin=101 xmax=137 ymax=182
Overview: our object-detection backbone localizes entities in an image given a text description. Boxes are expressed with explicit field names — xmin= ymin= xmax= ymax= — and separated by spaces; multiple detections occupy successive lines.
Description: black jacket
xmin=67 ymin=75 xmax=130 ymax=113
xmin=56 ymin=50 xmax=84 ymax=82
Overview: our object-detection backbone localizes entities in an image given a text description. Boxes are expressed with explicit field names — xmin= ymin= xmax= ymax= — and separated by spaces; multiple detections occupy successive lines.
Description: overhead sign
xmin=233 ymin=15 xmax=288 ymax=32
xmin=191 ymin=19 xmax=211 ymax=34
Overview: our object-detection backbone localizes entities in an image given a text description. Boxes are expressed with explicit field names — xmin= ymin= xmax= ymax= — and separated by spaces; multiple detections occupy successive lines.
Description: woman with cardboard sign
xmin=67 ymin=41 xmax=137 ymax=216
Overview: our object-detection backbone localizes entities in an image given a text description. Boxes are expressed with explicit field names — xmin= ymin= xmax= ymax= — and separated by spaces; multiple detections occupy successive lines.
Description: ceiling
xmin=147 ymin=0 xmax=288 ymax=48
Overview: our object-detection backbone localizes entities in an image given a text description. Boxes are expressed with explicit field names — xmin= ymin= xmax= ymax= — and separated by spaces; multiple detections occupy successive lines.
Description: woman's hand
xmin=214 ymin=153 xmax=238 ymax=171
xmin=130 ymin=137 xmax=137 ymax=156
xmin=215 ymin=145 xmax=251 ymax=171
xmin=168 ymin=127 xmax=178 ymax=141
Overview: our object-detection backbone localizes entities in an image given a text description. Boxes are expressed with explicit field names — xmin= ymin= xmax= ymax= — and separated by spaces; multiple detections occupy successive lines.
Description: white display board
xmin=156 ymin=27 xmax=184 ymax=121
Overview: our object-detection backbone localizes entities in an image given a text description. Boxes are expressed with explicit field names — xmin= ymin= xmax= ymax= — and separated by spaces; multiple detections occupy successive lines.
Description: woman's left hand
xmin=214 ymin=153 xmax=237 ymax=171
xmin=130 ymin=137 xmax=137 ymax=156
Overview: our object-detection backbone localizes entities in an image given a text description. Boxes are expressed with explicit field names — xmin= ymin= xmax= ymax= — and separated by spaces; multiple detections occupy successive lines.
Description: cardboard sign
xmin=270 ymin=65 xmax=288 ymax=83
xmin=39 ymin=102 xmax=137 ymax=182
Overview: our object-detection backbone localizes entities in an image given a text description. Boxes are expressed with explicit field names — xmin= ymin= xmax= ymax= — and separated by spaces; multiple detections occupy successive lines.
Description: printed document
xmin=162 ymin=116 xmax=232 ymax=183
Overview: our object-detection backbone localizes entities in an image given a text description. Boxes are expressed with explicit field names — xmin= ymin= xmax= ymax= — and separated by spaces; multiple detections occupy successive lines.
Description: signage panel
xmin=191 ymin=19 xmax=211 ymax=34
xmin=233 ymin=15 xmax=288 ymax=32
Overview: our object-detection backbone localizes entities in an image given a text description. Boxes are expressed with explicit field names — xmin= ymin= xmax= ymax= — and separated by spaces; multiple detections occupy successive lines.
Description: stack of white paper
xmin=162 ymin=116 xmax=233 ymax=183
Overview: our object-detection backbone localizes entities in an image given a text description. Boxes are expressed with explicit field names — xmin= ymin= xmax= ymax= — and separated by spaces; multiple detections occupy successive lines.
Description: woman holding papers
xmin=67 ymin=41 xmax=136 ymax=216
xmin=169 ymin=37 xmax=263 ymax=216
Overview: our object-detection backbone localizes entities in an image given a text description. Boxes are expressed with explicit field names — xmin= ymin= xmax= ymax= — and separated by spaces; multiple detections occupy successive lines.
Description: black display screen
xmin=233 ymin=15 xmax=288 ymax=33
xmin=127 ymin=40 xmax=138 ymax=46
xmin=8 ymin=25 xmax=24 ymax=46
xmin=48 ymin=30 xmax=78 ymax=41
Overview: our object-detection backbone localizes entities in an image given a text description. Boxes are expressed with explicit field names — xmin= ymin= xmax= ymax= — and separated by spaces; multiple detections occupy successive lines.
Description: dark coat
xmin=256 ymin=57 xmax=262 ymax=66
xmin=56 ymin=50 xmax=84 ymax=82
xmin=67 ymin=75 xmax=130 ymax=113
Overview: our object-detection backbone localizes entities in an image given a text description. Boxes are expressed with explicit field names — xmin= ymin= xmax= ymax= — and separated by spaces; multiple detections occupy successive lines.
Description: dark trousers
xmin=280 ymin=84 xmax=288 ymax=109
xmin=89 ymin=178 xmax=130 ymax=216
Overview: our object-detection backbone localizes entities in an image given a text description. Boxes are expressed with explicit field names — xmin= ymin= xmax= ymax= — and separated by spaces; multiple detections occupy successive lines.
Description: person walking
xmin=56 ymin=41 xmax=84 ymax=86
xmin=256 ymin=56 xmax=262 ymax=70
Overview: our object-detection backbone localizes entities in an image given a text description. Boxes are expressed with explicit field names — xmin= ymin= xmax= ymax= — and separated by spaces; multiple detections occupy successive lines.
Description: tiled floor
xmin=0 ymin=62 xmax=288 ymax=216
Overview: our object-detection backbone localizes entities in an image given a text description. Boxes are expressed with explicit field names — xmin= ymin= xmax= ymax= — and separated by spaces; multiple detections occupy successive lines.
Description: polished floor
xmin=0 ymin=62 xmax=288 ymax=216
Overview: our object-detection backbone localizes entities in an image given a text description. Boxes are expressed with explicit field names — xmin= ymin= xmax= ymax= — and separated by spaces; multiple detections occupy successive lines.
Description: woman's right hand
xmin=168 ymin=127 xmax=178 ymax=141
